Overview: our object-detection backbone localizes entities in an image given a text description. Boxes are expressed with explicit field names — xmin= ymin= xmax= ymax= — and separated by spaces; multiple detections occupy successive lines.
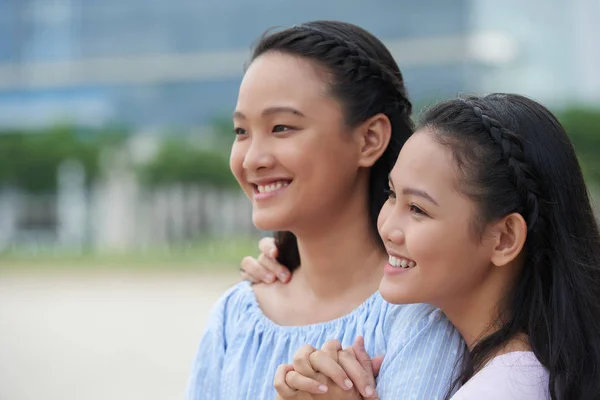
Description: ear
xmin=356 ymin=113 xmax=392 ymax=167
xmin=488 ymin=213 xmax=528 ymax=267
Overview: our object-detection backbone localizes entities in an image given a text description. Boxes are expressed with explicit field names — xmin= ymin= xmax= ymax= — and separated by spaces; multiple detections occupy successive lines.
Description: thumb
xmin=371 ymin=355 xmax=384 ymax=377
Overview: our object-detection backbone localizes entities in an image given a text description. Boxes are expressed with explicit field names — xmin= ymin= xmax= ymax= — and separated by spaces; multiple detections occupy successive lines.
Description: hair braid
xmin=468 ymin=103 xmax=542 ymax=233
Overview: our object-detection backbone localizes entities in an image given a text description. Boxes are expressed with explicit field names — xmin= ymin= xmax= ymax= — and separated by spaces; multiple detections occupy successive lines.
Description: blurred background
xmin=0 ymin=0 xmax=598 ymax=399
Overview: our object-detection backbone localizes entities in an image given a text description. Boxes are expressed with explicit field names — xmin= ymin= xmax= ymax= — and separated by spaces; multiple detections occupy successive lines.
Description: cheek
xmin=409 ymin=221 xmax=484 ymax=291
xmin=408 ymin=223 xmax=445 ymax=263
xmin=293 ymin=137 xmax=356 ymax=185
xmin=409 ymin=222 xmax=467 ymax=264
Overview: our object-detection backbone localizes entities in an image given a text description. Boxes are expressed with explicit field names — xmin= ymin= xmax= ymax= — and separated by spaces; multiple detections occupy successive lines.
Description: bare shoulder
xmin=252 ymin=280 xmax=297 ymax=324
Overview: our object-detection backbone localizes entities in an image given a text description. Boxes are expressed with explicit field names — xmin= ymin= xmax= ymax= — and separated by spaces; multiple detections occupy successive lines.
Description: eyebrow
xmin=402 ymin=187 xmax=439 ymax=206
xmin=389 ymin=174 xmax=439 ymax=206
xmin=233 ymin=106 xmax=305 ymax=119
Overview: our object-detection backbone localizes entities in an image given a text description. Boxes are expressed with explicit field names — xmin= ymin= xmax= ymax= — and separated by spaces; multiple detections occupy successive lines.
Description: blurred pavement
xmin=0 ymin=270 xmax=237 ymax=400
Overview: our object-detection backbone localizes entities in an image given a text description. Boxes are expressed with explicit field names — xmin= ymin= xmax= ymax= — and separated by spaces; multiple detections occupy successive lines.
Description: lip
xmin=383 ymin=261 xmax=413 ymax=276
xmin=249 ymin=177 xmax=293 ymax=186
xmin=250 ymin=178 xmax=292 ymax=201
xmin=383 ymin=249 xmax=416 ymax=276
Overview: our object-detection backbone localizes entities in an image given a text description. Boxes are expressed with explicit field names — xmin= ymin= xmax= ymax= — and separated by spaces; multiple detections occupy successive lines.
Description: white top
xmin=451 ymin=351 xmax=549 ymax=399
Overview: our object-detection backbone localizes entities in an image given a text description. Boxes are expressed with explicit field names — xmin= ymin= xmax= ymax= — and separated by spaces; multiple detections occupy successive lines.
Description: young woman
xmin=260 ymin=94 xmax=600 ymax=399
xmin=185 ymin=21 xmax=463 ymax=400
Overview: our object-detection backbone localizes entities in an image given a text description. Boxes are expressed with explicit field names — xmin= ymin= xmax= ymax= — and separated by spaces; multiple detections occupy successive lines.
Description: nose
xmin=242 ymin=137 xmax=276 ymax=172
xmin=386 ymin=227 xmax=406 ymax=246
xmin=378 ymin=207 xmax=406 ymax=246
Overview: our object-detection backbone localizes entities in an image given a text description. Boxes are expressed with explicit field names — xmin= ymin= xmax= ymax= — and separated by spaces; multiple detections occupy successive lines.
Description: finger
xmin=273 ymin=364 xmax=298 ymax=398
xmin=309 ymin=350 xmax=353 ymax=391
xmin=321 ymin=339 xmax=342 ymax=362
xmin=372 ymin=356 xmax=384 ymax=377
xmin=241 ymin=256 xmax=276 ymax=283
xmin=258 ymin=237 xmax=278 ymax=258
xmin=352 ymin=336 xmax=375 ymax=374
xmin=292 ymin=344 xmax=318 ymax=377
xmin=239 ymin=269 xmax=257 ymax=284
xmin=285 ymin=371 xmax=329 ymax=395
xmin=257 ymin=253 xmax=291 ymax=283
xmin=351 ymin=337 xmax=380 ymax=398
xmin=339 ymin=346 xmax=378 ymax=398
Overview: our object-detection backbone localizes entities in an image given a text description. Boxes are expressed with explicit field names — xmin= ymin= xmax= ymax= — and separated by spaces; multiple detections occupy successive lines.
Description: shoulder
xmin=383 ymin=302 xmax=458 ymax=341
xmin=452 ymin=352 xmax=549 ymax=400
xmin=378 ymin=302 xmax=464 ymax=373
xmin=205 ymin=281 xmax=256 ymax=328
xmin=374 ymin=303 xmax=464 ymax=398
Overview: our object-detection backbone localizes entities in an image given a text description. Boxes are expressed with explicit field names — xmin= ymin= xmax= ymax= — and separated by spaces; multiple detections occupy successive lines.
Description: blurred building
xmin=1 ymin=0 xmax=597 ymax=129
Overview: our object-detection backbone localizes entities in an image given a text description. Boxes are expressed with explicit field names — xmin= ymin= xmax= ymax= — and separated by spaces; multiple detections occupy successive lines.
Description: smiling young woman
xmin=185 ymin=21 xmax=464 ymax=400
xmin=264 ymin=93 xmax=600 ymax=400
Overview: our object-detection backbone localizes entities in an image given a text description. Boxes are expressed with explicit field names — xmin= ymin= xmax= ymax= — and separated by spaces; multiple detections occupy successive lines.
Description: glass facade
xmin=0 ymin=0 xmax=482 ymax=128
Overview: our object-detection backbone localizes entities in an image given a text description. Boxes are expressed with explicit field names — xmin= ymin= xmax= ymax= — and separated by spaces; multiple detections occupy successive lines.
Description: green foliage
xmin=558 ymin=107 xmax=600 ymax=184
xmin=3 ymin=106 xmax=596 ymax=193
xmin=138 ymin=138 xmax=237 ymax=188
xmin=0 ymin=125 xmax=127 ymax=193
xmin=209 ymin=116 xmax=235 ymax=153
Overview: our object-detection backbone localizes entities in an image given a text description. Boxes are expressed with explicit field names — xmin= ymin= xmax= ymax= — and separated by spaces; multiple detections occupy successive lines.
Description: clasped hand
xmin=274 ymin=337 xmax=384 ymax=400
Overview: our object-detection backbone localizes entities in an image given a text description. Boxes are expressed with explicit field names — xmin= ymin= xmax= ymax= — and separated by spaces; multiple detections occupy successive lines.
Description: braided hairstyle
xmin=249 ymin=21 xmax=414 ymax=271
xmin=420 ymin=93 xmax=600 ymax=399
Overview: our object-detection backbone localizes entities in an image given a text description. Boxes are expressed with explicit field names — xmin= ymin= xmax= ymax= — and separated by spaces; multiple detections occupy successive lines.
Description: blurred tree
xmin=138 ymin=137 xmax=237 ymax=188
xmin=209 ymin=116 xmax=235 ymax=154
xmin=559 ymin=107 xmax=600 ymax=184
xmin=0 ymin=124 xmax=127 ymax=193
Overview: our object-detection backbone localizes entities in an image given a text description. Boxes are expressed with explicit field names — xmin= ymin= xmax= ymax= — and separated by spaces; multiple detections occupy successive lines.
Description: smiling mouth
xmin=252 ymin=180 xmax=292 ymax=194
xmin=388 ymin=255 xmax=417 ymax=270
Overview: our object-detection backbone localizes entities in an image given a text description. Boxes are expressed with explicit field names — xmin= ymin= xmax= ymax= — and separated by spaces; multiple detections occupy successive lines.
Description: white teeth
xmin=257 ymin=181 xmax=289 ymax=194
xmin=388 ymin=255 xmax=416 ymax=269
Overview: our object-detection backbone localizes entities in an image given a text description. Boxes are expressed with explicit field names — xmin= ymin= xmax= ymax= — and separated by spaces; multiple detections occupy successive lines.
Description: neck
xmin=441 ymin=268 xmax=518 ymax=351
xmin=292 ymin=194 xmax=385 ymax=301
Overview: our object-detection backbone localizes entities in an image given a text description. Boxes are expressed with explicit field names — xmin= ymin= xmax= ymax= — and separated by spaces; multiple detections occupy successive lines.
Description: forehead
xmin=391 ymin=129 xmax=458 ymax=188
xmin=237 ymin=52 xmax=329 ymax=109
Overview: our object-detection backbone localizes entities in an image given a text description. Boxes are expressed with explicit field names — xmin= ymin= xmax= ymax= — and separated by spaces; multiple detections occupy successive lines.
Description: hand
xmin=274 ymin=338 xmax=384 ymax=399
xmin=274 ymin=341 xmax=361 ymax=400
xmin=240 ymin=237 xmax=292 ymax=284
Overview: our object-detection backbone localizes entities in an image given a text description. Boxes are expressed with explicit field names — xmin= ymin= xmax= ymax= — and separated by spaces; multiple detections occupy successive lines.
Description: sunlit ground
xmin=0 ymin=238 xmax=255 ymax=400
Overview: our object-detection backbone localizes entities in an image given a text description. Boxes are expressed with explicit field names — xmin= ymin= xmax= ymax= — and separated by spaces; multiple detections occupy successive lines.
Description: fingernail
xmin=319 ymin=385 xmax=328 ymax=393
xmin=279 ymin=272 xmax=288 ymax=280
xmin=345 ymin=379 xmax=353 ymax=389
xmin=365 ymin=385 xmax=374 ymax=396
xmin=265 ymin=273 xmax=275 ymax=282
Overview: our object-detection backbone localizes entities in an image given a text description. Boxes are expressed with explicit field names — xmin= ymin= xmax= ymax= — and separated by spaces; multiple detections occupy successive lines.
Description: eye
xmin=272 ymin=125 xmax=293 ymax=133
xmin=409 ymin=203 xmax=428 ymax=217
xmin=384 ymin=187 xmax=396 ymax=201
xmin=233 ymin=127 xmax=247 ymax=135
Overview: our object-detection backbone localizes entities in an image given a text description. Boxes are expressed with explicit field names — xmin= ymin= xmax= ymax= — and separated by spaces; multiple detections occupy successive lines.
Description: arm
xmin=376 ymin=305 xmax=464 ymax=399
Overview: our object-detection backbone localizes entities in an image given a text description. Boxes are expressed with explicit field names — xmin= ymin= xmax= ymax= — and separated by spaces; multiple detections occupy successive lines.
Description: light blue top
xmin=186 ymin=282 xmax=464 ymax=399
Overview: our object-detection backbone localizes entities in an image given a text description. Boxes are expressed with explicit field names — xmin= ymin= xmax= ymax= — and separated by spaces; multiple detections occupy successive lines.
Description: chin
xmin=378 ymin=278 xmax=419 ymax=305
xmin=252 ymin=210 xmax=293 ymax=232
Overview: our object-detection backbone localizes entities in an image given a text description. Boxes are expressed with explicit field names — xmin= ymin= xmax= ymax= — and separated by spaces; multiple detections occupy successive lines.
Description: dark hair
xmin=248 ymin=21 xmax=414 ymax=271
xmin=420 ymin=93 xmax=600 ymax=399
